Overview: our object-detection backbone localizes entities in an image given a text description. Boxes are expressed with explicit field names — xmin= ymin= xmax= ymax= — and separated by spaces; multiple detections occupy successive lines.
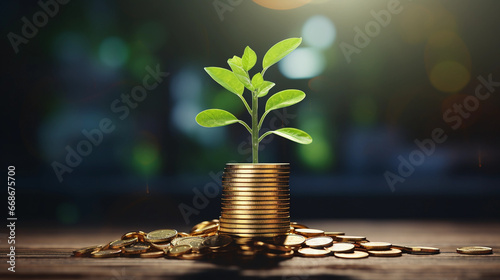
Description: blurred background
xmin=2 ymin=0 xmax=499 ymax=229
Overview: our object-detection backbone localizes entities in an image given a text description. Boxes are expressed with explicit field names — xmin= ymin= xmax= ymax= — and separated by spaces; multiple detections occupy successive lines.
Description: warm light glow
xmin=252 ymin=0 xmax=311 ymax=10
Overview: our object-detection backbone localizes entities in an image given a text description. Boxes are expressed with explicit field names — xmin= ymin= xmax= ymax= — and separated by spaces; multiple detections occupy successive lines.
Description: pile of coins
xmin=219 ymin=163 xmax=291 ymax=238
xmin=73 ymin=219 xmax=492 ymax=260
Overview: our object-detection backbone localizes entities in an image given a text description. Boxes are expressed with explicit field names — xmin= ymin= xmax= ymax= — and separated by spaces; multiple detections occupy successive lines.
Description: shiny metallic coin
xmin=146 ymin=229 xmax=178 ymax=243
xmin=223 ymin=173 xmax=290 ymax=178
xmin=336 ymin=235 xmax=367 ymax=242
xmin=274 ymin=234 xmax=306 ymax=247
xmin=109 ymin=237 xmax=138 ymax=249
xmin=222 ymin=205 xmax=290 ymax=211
xmin=305 ymin=236 xmax=334 ymax=248
xmin=168 ymin=245 xmax=192 ymax=257
xmin=368 ymin=248 xmax=402 ymax=257
xmin=139 ymin=251 xmax=165 ymax=258
xmin=220 ymin=223 xmax=290 ymax=229
xmin=221 ymin=200 xmax=290 ymax=205
xmin=121 ymin=231 xmax=147 ymax=242
xmin=295 ymin=228 xmax=325 ymax=237
xmin=297 ymin=247 xmax=330 ymax=257
xmin=175 ymin=236 xmax=205 ymax=246
xmin=219 ymin=218 xmax=290 ymax=224
xmin=122 ymin=242 xmax=150 ymax=255
xmin=191 ymin=223 xmax=219 ymax=235
xmin=222 ymin=182 xmax=289 ymax=187
xmin=226 ymin=232 xmax=287 ymax=238
xmin=324 ymin=232 xmax=345 ymax=237
xmin=223 ymin=191 xmax=290 ymax=196
xmin=456 ymin=246 xmax=492 ymax=255
xmin=219 ymin=227 xmax=290 ymax=234
xmin=326 ymin=243 xmax=355 ymax=253
xmin=253 ymin=241 xmax=292 ymax=253
xmin=73 ymin=245 xmax=102 ymax=257
xmin=362 ymin=242 xmax=392 ymax=250
xmin=178 ymin=253 xmax=206 ymax=260
xmin=91 ymin=249 xmax=121 ymax=258
xmin=178 ymin=232 xmax=190 ymax=237
xmin=224 ymin=169 xmax=290 ymax=174
xmin=225 ymin=163 xmax=290 ymax=169
xmin=150 ymin=242 xmax=171 ymax=251
xmin=266 ymin=250 xmax=294 ymax=259
xmin=406 ymin=246 xmax=440 ymax=255
xmin=202 ymin=234 xmax=233 ymax=249
xmin=190 ymin=221 xmax=214 ymax=233
xmin=391 ymin=244 xmax=412 ymax=252
xmin=220 ymin=213 xmax=290 ymax=219
xmin=334 ymin=251 xmax=369 ymax=259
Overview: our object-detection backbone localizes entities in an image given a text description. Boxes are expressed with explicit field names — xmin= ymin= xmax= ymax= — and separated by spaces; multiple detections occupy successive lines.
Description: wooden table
xmin=2 ymin=220 xmax=500 ymax=280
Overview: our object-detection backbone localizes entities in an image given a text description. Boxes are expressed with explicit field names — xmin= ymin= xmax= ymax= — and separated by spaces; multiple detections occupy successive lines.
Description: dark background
xmin=2 ymin=0 xmax=499 ymax=230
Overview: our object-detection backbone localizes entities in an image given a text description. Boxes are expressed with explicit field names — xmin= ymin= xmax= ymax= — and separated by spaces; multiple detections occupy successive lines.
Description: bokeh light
xmin=56 ymin=202 xmax=79 ymax=224
xmin=132 ymin=139 xmax=161 ymax=176
xmin=279 ymin=48 xmax=325 ymax=79
xmin=99 ymin=37 xmax=129 ymax=68
xmin=351 ymin=96 xmax=378 ymax=126
xmin=302 ymin=15 xmax=336 ymax=49
xmin=429 ymin=61 xmax=470 ymax=93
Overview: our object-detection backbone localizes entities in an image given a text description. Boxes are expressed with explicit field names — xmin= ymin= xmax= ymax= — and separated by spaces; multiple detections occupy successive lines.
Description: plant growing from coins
xmin=196 ymin=37 xmax=313 ymax=163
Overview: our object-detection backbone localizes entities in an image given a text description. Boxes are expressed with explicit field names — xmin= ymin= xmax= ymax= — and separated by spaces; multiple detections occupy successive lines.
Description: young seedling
xmin=196 ymin=37 xmax=312 ymax=163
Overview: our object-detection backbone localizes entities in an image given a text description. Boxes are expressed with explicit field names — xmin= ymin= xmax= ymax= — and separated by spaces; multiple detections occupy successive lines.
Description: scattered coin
xmin=336 ymin=235 xmax=367 ymax=242
xmin=406 ymin=246 xmax=440 ymax=255
xmin=121 ymin=231 xmax=147 ymax=242
xmin=368 ymin=248 xmax=402 ymax=257
xmin=109 ymin=237 xmax=138 ymax=249
xmin=91 ymin=249 xmax=122 ymax=258
xmin=297 ymin=247 xmax=330 ymax=257
xmin=202 ymin=235 xmax=233 ymax=249
xmin=168 ymin=245 xmax=192 ymax=257
xmin=457 ymin=246 xmax=493 ymax=255
xmin=326 ymin=243 xmax=355 ymax=253
xmin=324 ymin=232 xmax=345 ymax=237
xmin=73 ymin=245 xmax=102 ymax=257
xmin=305 ymin=236 xmax=334 ymax=248
xmin=274 ymin=234 xmax=306 ymax=247
xmin=334 ymin=251 xmax=369 ymax=259
xmin=122 ymin=242 xmax=150 ymax=255
xmin=362 ymin=242 xmax=392 ymax=250
xmin=295 ymin=228 xmax=325 ymax=237
xmin=140 ymin=251 xmax=165 ymax=258
xmin=146 ymin=229 xmax=177 ymax=243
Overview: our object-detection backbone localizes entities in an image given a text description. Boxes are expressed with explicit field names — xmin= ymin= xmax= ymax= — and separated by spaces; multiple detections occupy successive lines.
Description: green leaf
xmin=242 ymin=46 xmax=257 ymax=71
xmin=267 ymin=128 xmax=313 ymax=144
xmin=195 ymin=109 xmax=240 ymax=127
xmin=227 ymin=56 xmax=252 ymax=90
xmin=256 ymin=81 xmax=275 ymax=98
xmin=205 ymin=67 xmax=244 ymax=96
xmin=265 ymin=89 xmax=305 ymax=112
xmin=251 ymin=73 xmax=264 ymax=89
xmin=262 ymin=37 xmax=302 ymax=72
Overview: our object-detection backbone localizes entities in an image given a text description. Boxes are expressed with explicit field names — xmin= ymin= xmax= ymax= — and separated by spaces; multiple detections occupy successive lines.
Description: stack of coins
xmin=219 ymin=163 xmax=291 ymax=238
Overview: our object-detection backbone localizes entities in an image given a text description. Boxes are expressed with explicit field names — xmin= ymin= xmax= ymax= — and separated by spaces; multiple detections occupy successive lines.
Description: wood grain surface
xmin=1 ymin=220 xmax=499 ymax=280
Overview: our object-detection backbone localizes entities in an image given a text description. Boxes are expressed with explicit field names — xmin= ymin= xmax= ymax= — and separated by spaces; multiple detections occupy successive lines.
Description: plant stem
xmin=252 ymin=92 xmax=259 ymax=163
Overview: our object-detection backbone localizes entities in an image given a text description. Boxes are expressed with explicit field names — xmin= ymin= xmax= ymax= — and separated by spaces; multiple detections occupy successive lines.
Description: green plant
xmin=196 ymin=37 xmax=312 ymax=163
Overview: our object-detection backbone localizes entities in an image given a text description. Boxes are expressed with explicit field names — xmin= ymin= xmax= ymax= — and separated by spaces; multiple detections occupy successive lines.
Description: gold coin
xmin=175 ymin=237 xmax=206 ymax=250
xmin=223 ymin=191 xmax=289 ymax=196
xmin=178 ymin=232 xmax=190 ymax=237
xmin=326 ymin=243 xmax=355 ymax=253
xmin=305 ymin=236 xmax=334 ymax=248
xmin=221 ymin=200 xmax=290 ymax=205
xmin=391 ymin=244 xmax=412 ymax=252
xmin=150 ymin=242 xmax=171 ymax=251
xmin=334 ymin=251 xmax=369 ymax=259
xmin=109 ymin=237 xmax=138 ymax=249
xmin=91 ymin=249 xmax=121 ymax=258
xmin=222 ymin=193 xmax=290 ymax=198
xmin=368 ymin=248 xmax=402 ymax=257
xmin=221 ymin=213 xmax=289 ymax=219
xmin=224 ymin=169 xmax=290 ymax=174
xmin=202 ymin=234 xmax=233 ymax=249
xmin=295 ymin=228 xmax=325 ymax=237
xmin=222 ymin=178 xmax=289 ymax=183
xmin=222 ymin=205 xmax=289 ymax=211
xmin=297 ymin=247 xmax=330 ymax=257
xmin=457 ymin=246 xmax=492 ymax=255
xmin=219 ymin=227 xmax=289 ymax=234
xmin=274 ymin=234 xmax=306 ymax=247
xmin=266 ymin=250 xmax=294 ymax=259
xmin=219 ymin=218 xmax=290 ymax=224
xmin=122 ymin=242 xmax=150 ymax=255
xmin=225 ymin=163 xmax=290 ymax=168
xmin=324 ymin=232 xmax=345 ymax=237
xmin=178 ymin=253 xmax=206 ymax=260
xmin=222 ymin=182 xmax=289 ymax=187
xmin=223 ymin=173 xmax=290 ymax=178
xmin=406 ymin=246 xmax=440 ymax=255
xmin=168 ymin=245 xmax=192 ymax=257
xmin=121 ymin=231 xmax=146 ymax=242
xmin=362 ymin=242 xmax=392 ymax=250
xmin=336 ymin=235 xmax=366 ymax=242
xmin=226 ymin=232 xmax=286 ymax=238
xmin=140 ymin=251 xmax=165 ymax=258
xmin=190 ymin=221 xmax=214 ymax=233
xmin=146 ymin=229 xmax=177 ymax=243
xmin=220 ymin=223 xmax=290 ymax=229
xmin=253 ymin=241 xmax=292 ymax=253
xmin=191 ymin=223 xmax=219 ymax=235
xmin=73 ymin=245 xmax=102 ymax=257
